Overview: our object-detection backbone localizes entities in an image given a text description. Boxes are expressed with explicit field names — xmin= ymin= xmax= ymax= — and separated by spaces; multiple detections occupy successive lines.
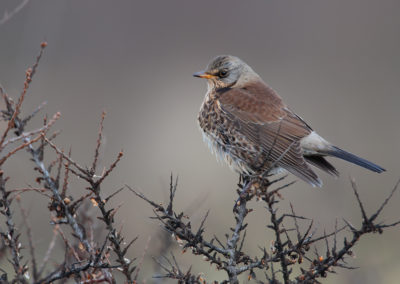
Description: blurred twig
xmin=0 ymin=42 xmax=136 ymax=283
xmin=0 ymin=0 xmax=31 ymax=26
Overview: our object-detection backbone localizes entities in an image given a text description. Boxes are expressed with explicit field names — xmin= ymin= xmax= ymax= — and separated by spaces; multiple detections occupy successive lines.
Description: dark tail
xmin=305 ymin=155 xmax=339 ymax=177
xmin=326 ymin=146 xmax=385 ymax=173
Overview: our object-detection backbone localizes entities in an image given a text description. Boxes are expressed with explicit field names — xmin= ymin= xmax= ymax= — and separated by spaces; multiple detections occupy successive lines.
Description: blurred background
xmin=0 ymin=0 xmax=399 ymax=283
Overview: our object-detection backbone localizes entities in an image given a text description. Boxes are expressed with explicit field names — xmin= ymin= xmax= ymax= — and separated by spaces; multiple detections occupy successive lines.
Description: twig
xmin=266 ymin=193 xmax=291 ymax=284
xmin=0 ymin=132 xmax=44 ymax=166
xmin=94 ymin=151 xmax=123 ymax=186
xmin=134 ymin=235 xmax=152 ymax=280
xmin=0 ymin=41 xmax=47 ymax=148
xmin=44 ymin=137 xmax=89 ymax=177
xmin=16 ymin=197 xmax=38 ymax=281
xmin=90 ymin=111 xmax=106 ymax=176
xmin=0 ymin=174 xmax=28 ymax=283
xmin=1 ymin=109 xmax=58 ymax=149
xmin=0 ymin=0 xmax=30 ymax=25
xmin=226 ymin=180 xmax=252 ymax=283
xmin=38 ymin=225 xmax=59 ymax=277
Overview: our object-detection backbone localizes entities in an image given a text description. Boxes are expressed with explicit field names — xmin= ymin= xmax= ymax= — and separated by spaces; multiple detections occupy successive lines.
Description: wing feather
xmin=217 ymin=82 xmax=322 ymax=186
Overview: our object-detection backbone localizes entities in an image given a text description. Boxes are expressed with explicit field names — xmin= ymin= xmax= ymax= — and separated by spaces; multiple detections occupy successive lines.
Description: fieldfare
xmin=194 ymin=55 xmax=385 ymax=187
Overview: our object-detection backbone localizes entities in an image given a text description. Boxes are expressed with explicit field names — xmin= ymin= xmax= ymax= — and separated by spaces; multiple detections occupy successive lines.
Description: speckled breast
xmin=198 ymin=92 xmax=269 ymax=174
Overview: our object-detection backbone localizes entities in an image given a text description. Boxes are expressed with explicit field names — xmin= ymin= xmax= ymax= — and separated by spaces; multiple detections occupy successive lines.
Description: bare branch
xmin=90 ymin=111 xmax=106 ymax=176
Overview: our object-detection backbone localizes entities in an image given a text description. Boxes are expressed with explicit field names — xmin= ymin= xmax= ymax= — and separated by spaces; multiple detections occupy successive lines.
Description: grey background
xmin=0 ymin=0 xmax=399 ymax=283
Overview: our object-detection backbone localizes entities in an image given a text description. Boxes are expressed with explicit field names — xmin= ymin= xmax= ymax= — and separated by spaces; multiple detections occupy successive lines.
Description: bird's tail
xmin=326 ymin=146 xmax=385 ymax=173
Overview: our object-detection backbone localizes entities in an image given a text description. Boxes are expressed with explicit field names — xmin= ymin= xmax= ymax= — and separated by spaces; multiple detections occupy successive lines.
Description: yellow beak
xmin=193 ymin=71 xmax=217 ymax=79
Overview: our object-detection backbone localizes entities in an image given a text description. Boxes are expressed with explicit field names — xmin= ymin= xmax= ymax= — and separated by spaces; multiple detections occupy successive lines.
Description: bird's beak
xmin=193 ymin=71 xmax=217 ymax=79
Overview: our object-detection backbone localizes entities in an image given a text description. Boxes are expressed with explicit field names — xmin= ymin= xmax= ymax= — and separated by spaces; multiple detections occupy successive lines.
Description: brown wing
xmin=217 ymin=82 xmax=322 ymax=186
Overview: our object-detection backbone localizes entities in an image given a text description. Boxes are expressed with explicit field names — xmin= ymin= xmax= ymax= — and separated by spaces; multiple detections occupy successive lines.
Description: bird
xmin=194 ymin=55 xmax=385 ymax=187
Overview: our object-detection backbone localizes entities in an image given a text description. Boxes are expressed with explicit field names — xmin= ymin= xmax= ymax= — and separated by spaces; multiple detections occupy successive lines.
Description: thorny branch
xmin=132 ymin=173 xmax=400 ymax=284
xmin=0 ymin=42 xmax=137 ymax=283
xmin=0 ymin=41 xmax=398 ymax=284
xmin=0 ymin=172 xmax=28 ymax=283
xmin=297 ymin=178 xmax=400 ymax=283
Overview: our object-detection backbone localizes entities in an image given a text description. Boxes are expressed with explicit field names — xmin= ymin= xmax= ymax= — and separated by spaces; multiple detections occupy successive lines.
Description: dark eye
xmin=218 ymin=69 xmax=228 ymax=78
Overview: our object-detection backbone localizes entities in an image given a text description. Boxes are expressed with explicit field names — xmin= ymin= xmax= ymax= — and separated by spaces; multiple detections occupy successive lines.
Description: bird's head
xmin=193 ymin=55 xmax=258 ymax=90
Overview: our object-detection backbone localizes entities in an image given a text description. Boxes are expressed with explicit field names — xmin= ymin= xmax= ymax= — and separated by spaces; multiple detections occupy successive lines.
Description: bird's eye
xmin=218 ymin=69 xmax=228 ymax=78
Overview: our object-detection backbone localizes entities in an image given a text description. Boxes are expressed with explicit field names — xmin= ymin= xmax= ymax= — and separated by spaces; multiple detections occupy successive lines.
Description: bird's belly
xmin=200 ymin=129 xmax=251 ymax=173
xmin=199 ymin=126 xmax=278 ymax=175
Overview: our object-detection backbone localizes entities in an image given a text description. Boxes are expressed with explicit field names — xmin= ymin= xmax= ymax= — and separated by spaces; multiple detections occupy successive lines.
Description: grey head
xmin=193 ymin=55 xmax=259 ymax=90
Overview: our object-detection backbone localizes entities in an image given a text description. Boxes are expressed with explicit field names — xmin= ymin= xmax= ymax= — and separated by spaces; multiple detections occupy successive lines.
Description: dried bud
xmin=26 ymin=68 xmax=32 ymax=77
xmin=78 ymin=242 xmax=84 ymax=251
xmin=90 ymin=197 xmax=98 ymax=207
xmin=298 ymin=255 xmax=303 ymax=264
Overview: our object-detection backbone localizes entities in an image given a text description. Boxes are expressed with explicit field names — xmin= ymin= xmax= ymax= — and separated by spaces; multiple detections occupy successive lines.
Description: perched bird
xmin=194 ymin=55 xmax=385 ymax=187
